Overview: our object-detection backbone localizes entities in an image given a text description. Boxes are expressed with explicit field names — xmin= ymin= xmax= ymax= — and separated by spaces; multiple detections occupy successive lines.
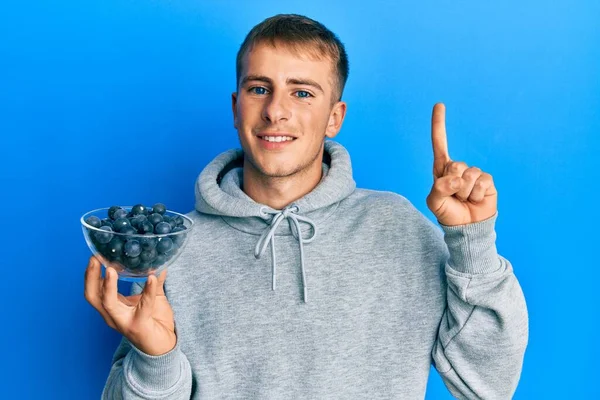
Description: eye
xmin=249 ymin=87 xmax=268 ymax=95
xmin=295 ymin=90 xmax=312 ymax=98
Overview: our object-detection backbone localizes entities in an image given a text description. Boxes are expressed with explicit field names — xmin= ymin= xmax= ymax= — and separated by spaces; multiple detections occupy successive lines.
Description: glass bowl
xmin=81 ymin=206 xmax=194 ymax=282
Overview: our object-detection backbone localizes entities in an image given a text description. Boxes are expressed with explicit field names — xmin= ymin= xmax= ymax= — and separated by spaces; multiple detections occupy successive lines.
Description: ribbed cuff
xmin=440 ymin=212 xmax=501 ymax=274
xmin=124 ymin=341 xmax=184 ymax=393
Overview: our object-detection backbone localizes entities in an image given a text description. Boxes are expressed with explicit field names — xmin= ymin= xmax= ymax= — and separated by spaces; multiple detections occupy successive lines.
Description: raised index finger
xmin=432 ymin=102 xmax=450 ymax=178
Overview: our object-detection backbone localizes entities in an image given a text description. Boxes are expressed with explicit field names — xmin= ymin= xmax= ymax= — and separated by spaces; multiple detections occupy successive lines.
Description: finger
xmin=137 ymin=275 xmax=157 ymax=321
xmin=426 ymin=175 xmax=463 ymax=213
xmin=468 ymin=173 xmax=494 ymax=203
xmin=84 ymin=257 xmax=117 ymax=329
xmin=444 ymin=161 xmax=468 ymax=178
xmin=155 ymin=269 xmax=168 ymax=296
xmin=456 ymin=166 xmax=482 ymax=201
xmin=101 ymin=267 xmax=121 ymax=316
xmin=84 ymin=256 xmax=102 ymax=303
xmin=432 ymin=103 xmax=450 ymax=178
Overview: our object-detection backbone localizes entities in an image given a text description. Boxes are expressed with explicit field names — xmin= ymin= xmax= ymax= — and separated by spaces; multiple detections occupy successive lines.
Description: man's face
xmin=232 ymin=42 xmax=346 ymax=178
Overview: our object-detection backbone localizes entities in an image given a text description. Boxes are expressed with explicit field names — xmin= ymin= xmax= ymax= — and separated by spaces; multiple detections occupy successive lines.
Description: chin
xmin=256 ymin=163 xmax=300 ymax=178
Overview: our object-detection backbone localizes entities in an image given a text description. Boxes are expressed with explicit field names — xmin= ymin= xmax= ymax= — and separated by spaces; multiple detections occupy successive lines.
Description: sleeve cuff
xmin=439 ymin=212 xmax=502 ymax=274
xmin=124 ymin=340 xmax=185 ymax=393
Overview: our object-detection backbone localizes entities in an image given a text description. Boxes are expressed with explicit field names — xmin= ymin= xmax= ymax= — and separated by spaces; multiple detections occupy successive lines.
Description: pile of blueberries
xmin=84 ymin=203 xmax=188 ymax=273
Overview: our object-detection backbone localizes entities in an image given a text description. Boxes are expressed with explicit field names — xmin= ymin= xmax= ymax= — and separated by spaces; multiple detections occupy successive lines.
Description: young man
xmin=85 ymin=14 xmax=528 ymax=399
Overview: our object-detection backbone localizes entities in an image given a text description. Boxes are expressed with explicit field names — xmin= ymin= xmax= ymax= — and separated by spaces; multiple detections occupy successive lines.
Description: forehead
xmin=241 ymin=41 xmax=334 ymax=84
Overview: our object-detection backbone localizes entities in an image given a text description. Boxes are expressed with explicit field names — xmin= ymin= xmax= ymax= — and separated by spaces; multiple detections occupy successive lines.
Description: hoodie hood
xmin=194 ymin=140 xmax=356 ymax=302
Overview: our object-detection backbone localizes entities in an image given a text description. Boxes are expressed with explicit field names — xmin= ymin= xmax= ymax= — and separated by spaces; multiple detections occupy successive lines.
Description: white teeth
xmin=262 ymin=136 xmax=293 ymax=142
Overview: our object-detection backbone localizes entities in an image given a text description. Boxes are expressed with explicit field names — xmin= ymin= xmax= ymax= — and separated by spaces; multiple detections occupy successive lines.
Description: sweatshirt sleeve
xmin=431 ymin=212 xmax=529 ymax=399
xmin=101 ymin=282 xmax=193 ymax=400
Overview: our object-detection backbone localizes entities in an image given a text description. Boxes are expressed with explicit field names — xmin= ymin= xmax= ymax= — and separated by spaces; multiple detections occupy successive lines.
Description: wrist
xmin=129 ymin=331 xmax=177 ymax=357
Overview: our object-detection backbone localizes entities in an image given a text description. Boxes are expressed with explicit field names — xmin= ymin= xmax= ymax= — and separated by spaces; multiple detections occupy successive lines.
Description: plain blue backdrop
xmin=1 ymin=1 xmax=597 ymax=398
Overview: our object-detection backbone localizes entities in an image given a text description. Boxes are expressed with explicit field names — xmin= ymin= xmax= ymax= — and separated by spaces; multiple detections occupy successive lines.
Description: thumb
xmin=427 ymin=176 xmax=462 ymax=212
xmin=137 ymin=275 xmax=157 ymax=320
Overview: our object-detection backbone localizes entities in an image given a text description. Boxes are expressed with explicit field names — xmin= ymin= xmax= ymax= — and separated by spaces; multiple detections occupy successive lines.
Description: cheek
xmin=308 ymin=110 xmax=331 ymax=134
xmin=237 ymin=101 xmax=261 ymax=126
xmin=298 ymin=107 xmax=323 ymax=125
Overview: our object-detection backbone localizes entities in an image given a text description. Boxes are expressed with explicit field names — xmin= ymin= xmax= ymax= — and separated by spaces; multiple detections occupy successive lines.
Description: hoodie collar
xmin=195 ymin=140 xmax=356 ymax=235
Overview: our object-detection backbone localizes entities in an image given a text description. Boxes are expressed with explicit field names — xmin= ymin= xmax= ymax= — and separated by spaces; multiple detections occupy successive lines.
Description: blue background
xmin=1 ymin=1 xmax=597 ymax=398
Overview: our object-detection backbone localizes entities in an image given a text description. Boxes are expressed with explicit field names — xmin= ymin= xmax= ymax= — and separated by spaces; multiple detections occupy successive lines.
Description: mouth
xmin=256 ymin=134 xmax=297 ymax=143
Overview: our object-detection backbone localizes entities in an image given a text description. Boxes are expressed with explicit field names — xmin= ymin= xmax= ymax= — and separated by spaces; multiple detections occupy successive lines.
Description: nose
xmin=262 ymin=90 xmax=291 ymax=123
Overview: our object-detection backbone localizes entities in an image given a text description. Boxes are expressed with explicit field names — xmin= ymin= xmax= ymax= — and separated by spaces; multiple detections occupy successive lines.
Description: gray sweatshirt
xmin=101 ymin=140 xmax=528 ymax=399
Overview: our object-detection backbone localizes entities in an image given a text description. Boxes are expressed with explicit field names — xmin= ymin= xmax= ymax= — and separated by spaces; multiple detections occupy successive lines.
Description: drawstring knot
xmin=254 ymin=204 xmax=317 ymax=303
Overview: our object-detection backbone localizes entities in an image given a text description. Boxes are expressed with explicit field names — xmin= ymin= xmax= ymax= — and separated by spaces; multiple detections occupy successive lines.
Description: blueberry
xmin=85 ymin=216 xmax=102 ymax=228
xmin=152 ymin=203 xmax=166 ymax=215
xmin=138 ymin=261 xmax=154 ymax=272
xmin=170 ymin=227 xmax=187 ymax=247
xmin=139 ymin=236 xmax=157 ymax=250
xmin=106 ymin=237 xmax=124 ymax=259
xmin=172 ymin=216 xmax=184 ymax=227
xmin=152 ymin=254 xmax=166 ymax=267
xmin=130 ymin=215 xmax=147 ymax=228
xmin=94 ymin=226 xmax=113 ymax=244
xmin=140 ymin=247 xmax=158 ymax=262
xmin=112 ymin=218 xmax=131 ymax=232
xmin=131 ymin=204 xmax=148 ymax=216
xmin=124 ymin=240 xmax=142 ymax=258
xmin=148 ymin=213 xmax=163 ymax=226
xmin=101 ymin=219 xmax=113 ymax=229
xmin=108 ymin=206 xmax=122 ymax=220
xmin=119 ymin=226 xmax=137 ymax=236
xmin=155 ymin=222 xmax=171 ymax=234
xmin=162 ymin=215 xmax=172 ymax=225
xmin=112 ymin=208 xmax=128 ymax=220
xmin=123 ymin=256 xmax=141 ymax=269
xmin=138 ymin=220 xmax=154 ymax=234
xmin=95 ymin=242 xmax=108 ymax=255
xmin=156 ymin=237 xmax=173 ymax=253
xmin=89 ymin=229 xmax=101 ymax=247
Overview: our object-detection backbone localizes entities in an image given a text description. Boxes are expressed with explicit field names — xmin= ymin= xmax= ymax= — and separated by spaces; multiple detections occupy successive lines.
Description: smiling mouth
xmin=257 ymin=135 xmax=297 ymax=143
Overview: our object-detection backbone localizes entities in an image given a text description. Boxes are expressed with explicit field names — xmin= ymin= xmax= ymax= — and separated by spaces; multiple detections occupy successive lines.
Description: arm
xmin=100 ymin=282 xmax=193 ymax=400
xmin=423 ymin=103 xmax=528 ymax=398
xmin=432 ymin=213 xmax=529 ymax=399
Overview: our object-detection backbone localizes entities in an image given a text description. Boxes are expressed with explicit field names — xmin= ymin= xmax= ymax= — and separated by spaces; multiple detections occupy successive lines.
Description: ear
xmin=231 ymin=92 xmax=238 ymax=129
xmin=325 ymin=101 xmax=347 ymax=139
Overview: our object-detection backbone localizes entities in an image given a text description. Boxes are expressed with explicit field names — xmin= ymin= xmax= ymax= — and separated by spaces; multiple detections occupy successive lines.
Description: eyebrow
xmin=241 ymin=74 xmax=324 ymax=93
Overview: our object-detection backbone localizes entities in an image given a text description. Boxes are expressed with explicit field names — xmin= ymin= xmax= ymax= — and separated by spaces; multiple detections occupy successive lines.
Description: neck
xmin=242 ymin=156 xmax=324 ymax=210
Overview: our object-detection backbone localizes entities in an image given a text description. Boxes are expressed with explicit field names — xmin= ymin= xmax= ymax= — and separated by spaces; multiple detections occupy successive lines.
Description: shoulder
xmin=353 ymin=188 xmax=413 ymax=206
xmin=179 ymin=209 xmax=224 ymax=242
xmin=341 ymin=188 xmax=445 ymax=242
xmin=344 ymin=188 xmax=425 ymax=219
xmin=186 ymin=209 xmax=221 ymax=225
